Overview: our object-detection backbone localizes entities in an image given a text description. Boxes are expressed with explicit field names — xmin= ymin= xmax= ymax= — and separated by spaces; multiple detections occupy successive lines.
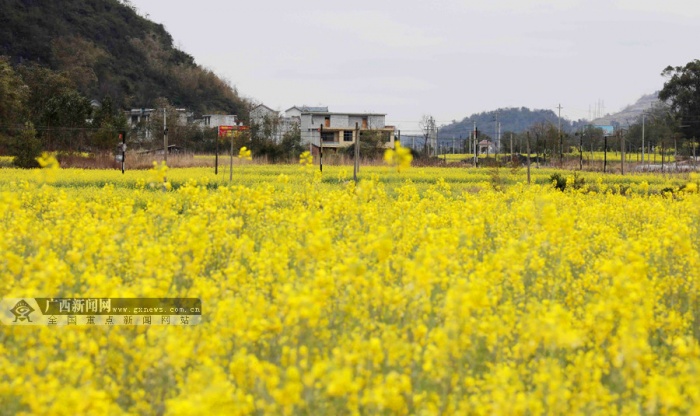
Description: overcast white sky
xmin=130 ymin=0 xmax=700 ymax=133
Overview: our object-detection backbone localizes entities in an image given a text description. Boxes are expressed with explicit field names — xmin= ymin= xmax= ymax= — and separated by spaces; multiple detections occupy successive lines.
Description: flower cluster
xmin=299 ymin=151 xmax=313 ymax=167
xmin=238 ymin=146 xmax=252 ymax=161
xmin=383 ymin=143 xmax=413 ymax=172
xmin=1 ymin=166 xmax=700 ymax=414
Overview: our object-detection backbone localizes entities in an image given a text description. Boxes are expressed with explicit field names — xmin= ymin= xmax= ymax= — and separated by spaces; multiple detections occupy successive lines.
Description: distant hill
xmin=438 ymin=107 xmax=575 ymax=139
xmin=590 ymin=92 xmax=660 ymax=127
xmin=0 ymin=0 xmax=248 ymax=115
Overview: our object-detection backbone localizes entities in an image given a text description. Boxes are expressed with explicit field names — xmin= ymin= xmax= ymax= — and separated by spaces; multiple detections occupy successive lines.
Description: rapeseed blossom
xmin=238 ymin=146 xmax=252 ymax=161
xmin=299 ymin=151 xmax=313 ymax=167
xmin=0 ymin=165 xmax=699 ymax=414
xmin=384 ymin=142 xmax=413 ymax=172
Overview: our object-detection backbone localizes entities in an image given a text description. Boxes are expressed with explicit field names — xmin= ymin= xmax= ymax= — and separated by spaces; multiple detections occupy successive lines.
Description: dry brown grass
xmin=57 ymin=153 xmax=215 ymax=169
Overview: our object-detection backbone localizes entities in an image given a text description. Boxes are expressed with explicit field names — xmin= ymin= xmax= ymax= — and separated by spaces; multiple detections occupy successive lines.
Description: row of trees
xmin=0 ymin=57 xmax=129 ymax=167
xmin=433 ymin=109 xmax=683 ymax=166
xmin=0 ymin=55 xmax=308 ymax=167
xmin=447 ymin=59 xmax=700 ymax=165
xmin=466 ymin=113 xmax=682 ymax=165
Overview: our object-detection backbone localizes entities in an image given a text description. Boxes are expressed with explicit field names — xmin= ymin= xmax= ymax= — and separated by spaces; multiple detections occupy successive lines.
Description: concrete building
xmin=200 ymin=114 xmax=238 ymax=129
xmin=247 ymin=104 xmax=396 ymax=151
xmin=250 ymin=105 xmax=277 ymax=125
xmin=126 ymin=108 xmax=192 ymax=142
xmin=478 ymin=140 xmax=495 ymax=155
xmin=250 ymin=104 xmax=282 ymax=142
xmin=284 ymin=106 xmax=329 ymax=120
xmin=126 ymin=108 xmax=192 ymax=127
xmin=300 ymin=111 xmax=395 ymax=151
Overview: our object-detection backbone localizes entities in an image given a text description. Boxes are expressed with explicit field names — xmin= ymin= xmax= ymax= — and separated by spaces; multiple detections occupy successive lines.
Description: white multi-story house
xmin=126 ymin=108 xmax=192 ymax=142
xmin=284 ymin=106 xmax=329 ymax=120
xmin=248 ymin=104 xmax=396 ymax=151
xmin=126 ymin=108 xmax=192 ymax=127
xmin=250 ymin=104 xmax=282 ymax=142
xmin=299 ymin=110 xmax=395 ymax=151
xmin=200 ymin=114 xmax=237 ymax=129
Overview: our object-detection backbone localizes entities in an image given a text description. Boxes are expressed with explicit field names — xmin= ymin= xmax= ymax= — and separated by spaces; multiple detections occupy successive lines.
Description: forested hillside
xmin=0 ymin=0 xmax=247 ymax=114
xmin=439 ymin=107 xmax=578 ymax=138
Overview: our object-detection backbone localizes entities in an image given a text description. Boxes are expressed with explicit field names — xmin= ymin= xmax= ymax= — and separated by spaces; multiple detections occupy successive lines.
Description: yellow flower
xmin=299 ymin=151 xmax=313 ymax=166
xmin=1 ymin=164 xmax=700 ymax=414
xmin=36 ymin=152 xmax=60 ymax=169
xmin=383 ymin=142 xmax=412 ymax=172
xmin=148 ymin=160 xmax=170 ymax=190
xmin=35 ymin=152 xmax=60 ymax=183
xmin=238 ymin=146 xmax=252 ymax=161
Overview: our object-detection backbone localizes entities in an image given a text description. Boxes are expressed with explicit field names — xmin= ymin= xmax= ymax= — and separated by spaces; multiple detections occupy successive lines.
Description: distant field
xmin=438 ymin=151 xmax=678 ymax=164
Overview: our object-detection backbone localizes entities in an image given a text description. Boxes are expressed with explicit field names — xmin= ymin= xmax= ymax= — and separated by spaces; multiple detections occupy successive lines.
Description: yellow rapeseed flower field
xmin=1 ymin=162 xmax=700 ymax=415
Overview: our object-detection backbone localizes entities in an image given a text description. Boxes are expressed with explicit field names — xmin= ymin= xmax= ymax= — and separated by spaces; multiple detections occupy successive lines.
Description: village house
xmin=300 ymin=110 xmax=395 ymax=153
xmin=250 ymin=104 xmax=395 ymax=151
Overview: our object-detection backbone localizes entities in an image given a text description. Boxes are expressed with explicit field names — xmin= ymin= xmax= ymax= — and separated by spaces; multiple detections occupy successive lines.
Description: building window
xmin=321 ymin=132 xmax=335 ymax=142
xmin=324 ymin=117 xmax=330 ymax=127
xmin=362 ymin=117 xmax=368 ymax=129
xmin=343 ymin=131 xmax=353 ymax=141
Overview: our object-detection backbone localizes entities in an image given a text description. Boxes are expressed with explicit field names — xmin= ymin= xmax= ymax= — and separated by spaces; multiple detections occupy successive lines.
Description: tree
xmin=42 ymin=90 xmax=93 ymax=151
xmin=342 ymin=130 xmax=389 ymax=160
xmin=529 ymin=122 xmax=558 ymax=164
xmin=16 ymin=64 xmax=74 ymax=123
xmin=0 ymin=0 xmax=250 ymax=115
xmin=578 ymin=125 xmax=604 ymax=154
xmin=279 ymin=123 xmax=304 ymax=159
xmin=0 ymin=57 xmax=28 ymax=128
xmin=625 ymin=104 xmax=677 ymax=160
xmin=8 ymin=122 xmax=41 ymax=168
xmin=143 ymin=97 xmax=199 ymax=150
xmin=91 ymin=96 xmax=128 ymax=151
xmin=659 ymin=60 xmax=700 ymax=141
xmin=51 ymin=36 xmax=108 ymax=95
xmin=15 ymin=64 xmax=90 ymax=151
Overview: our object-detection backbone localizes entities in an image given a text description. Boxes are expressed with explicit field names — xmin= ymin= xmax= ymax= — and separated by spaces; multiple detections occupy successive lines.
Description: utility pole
xmin=526 ymin=132 xmax=531 ymax=184
xmin=435 ymin=120 xmax=439 ymax=159
xmin=497 ymin=121 xmax=501 ymax=162
xmin=118 ymin=131 xmax=126 ymax=174
xmin=557 ymin=103 xmax=563 ymax=167
xmin=494 ymin=111 xmax=499 ymax=156
xmin=473 ymin=122 xmax=477 ymax=167
xmin=229 ymin=126 xmax=234 ymax=182
xmin=662 ymin=141 xmax=665 ymax=171
xmin=579 ymin=131 xmax=583 ymax=170
xmin=642 ymin=113 xmax=645 ymax=168
xmin=604 ymin=135 xmax=608 ymax=173
xmin=319 ymin=124 xmax=323 ymax=173
xmin=510 ymin=133 xmax=513 ymax=161
xmin=431 ymin=116 xmax=436 ymax=157
xmin=353 ymin=122 xmax=360 ymax=182
xmin=620 ymin=129 xmax=625 ymax=175
xmin=163 ymin=108 xmax=168 ymax=165
xmin=121 ymin=132 xmax=126 ymax=174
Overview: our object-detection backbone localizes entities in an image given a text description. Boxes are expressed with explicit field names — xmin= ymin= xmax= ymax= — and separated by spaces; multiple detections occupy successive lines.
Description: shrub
xmin=9 ymin=122 xmax=42 ymax=168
